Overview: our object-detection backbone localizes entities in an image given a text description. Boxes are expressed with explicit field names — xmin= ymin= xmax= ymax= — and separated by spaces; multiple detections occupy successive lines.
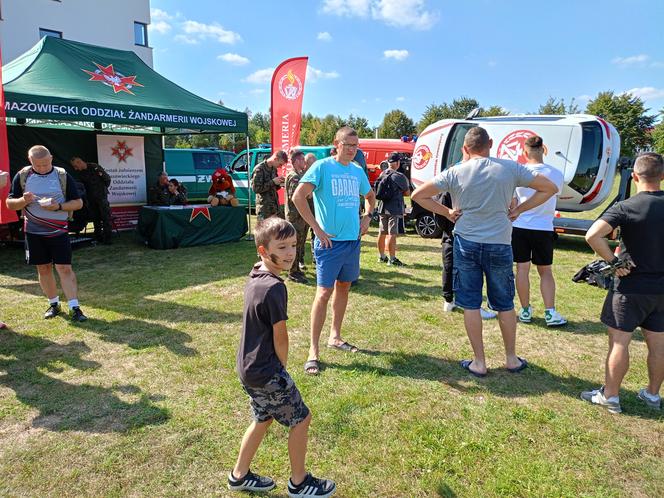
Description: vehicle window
xmin=256 ymin=152 xmax=270 ymax=165
xmin=220 ymin=153 xmax=234 ymax=169
xmin=231 ymin=152 xmax=253 ymax=172
xmin=192 ymin=152 xmax=222 ymax=170
xmin=443 ymin=124 xmax=475 ymax=170
xmin=569 ymin=122 xmax=603 ymax=195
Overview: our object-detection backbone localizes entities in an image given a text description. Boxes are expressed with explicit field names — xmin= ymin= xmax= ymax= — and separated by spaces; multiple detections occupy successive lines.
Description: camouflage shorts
xmin=243 ymin=368 xmax=309 ymax=428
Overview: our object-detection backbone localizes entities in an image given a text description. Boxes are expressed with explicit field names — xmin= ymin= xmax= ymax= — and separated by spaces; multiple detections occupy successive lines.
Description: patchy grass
xmin=0 ymin=224 xmax=662 ymax=497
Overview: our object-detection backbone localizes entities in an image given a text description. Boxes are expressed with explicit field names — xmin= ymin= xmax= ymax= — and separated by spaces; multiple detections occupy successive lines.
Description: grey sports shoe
xmin=580 ymin=386 xmax=622 ymax=414
xmin=637 ymin=388 xmax=661 ymax=410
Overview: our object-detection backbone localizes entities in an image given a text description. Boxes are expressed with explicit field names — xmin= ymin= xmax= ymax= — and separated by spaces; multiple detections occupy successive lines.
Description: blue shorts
xmin=314 ymin=238 xmax=361 ymax=288
xmin=452 ymin=235 xmax=515 ymax=312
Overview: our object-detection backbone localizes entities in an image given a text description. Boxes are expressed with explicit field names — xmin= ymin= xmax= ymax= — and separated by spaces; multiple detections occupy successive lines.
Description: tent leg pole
xmin=245 ymin=135 xmax=254 ymax=241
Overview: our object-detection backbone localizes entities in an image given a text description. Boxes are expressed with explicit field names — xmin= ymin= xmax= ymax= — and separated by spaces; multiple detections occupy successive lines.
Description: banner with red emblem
xmin=96 ymin=134 xmax=146 ymax=205
xmin=270 ymin=57 xmax=308 ymax=154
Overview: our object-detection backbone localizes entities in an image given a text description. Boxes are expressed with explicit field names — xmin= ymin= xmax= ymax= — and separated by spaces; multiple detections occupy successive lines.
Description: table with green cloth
xmin=137 ymin=205 xmax=247 ymax=249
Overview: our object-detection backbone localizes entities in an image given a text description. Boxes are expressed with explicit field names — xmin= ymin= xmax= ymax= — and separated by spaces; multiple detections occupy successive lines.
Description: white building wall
xmin=0 ymin=0 xmax=153 ymax=66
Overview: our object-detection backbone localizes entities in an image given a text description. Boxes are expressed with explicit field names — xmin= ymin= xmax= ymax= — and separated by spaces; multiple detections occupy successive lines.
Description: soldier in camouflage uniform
xmin=70 ymin=156 xmax=113 ymax=244
xmin=251 ymin=150 xmax=287 ymax=221
xmin=285 ymin=150 xmax=313 ymax=284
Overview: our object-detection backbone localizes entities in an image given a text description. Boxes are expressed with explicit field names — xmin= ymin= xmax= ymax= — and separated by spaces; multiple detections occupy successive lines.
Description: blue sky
xmin=149 ymin=0 xmax=664 ymax=127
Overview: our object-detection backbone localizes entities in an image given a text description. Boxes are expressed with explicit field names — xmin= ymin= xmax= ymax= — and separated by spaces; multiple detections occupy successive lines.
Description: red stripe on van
xmin=597 ymin=117 xmax=611 ymax=139
xmin=418 ymin=122 xmax=453 ymax=139
xmin=581 ymin=180 xmax=603 ymax=204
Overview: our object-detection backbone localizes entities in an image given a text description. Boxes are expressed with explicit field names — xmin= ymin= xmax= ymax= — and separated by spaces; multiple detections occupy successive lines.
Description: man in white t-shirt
xmin=511 ymin=135 xmax=567 ymax=327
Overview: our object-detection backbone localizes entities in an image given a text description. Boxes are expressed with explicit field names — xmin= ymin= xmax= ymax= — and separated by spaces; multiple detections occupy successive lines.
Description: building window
xmin=134 ymin=22 xmax=148 ymax=47
xmin=39 ymin=28 xmax=63 ymax=39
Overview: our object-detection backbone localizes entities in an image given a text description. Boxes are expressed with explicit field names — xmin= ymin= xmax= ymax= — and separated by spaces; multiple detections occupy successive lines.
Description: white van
xmin=410 ymin=114 xmax=621 ymax=212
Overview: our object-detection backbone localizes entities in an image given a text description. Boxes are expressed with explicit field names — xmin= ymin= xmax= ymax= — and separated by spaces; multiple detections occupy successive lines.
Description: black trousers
xmin=89 ymin=198 xmax=113 ymax=243
xmin=442 ymin=233 xmax=454 ymax=303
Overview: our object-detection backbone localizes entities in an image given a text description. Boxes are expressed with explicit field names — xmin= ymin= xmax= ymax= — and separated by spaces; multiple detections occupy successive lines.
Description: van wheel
xmin=415 ymin=213 xmax=443 ymax=238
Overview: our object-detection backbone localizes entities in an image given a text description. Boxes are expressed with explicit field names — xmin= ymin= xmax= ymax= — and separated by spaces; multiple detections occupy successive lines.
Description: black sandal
xmin=304 ymin=359 xmax=320 ymax=376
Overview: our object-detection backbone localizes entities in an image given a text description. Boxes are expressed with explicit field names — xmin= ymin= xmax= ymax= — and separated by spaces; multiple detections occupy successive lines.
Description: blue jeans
xmin=452 ymin=235 xmax=515 ymax=312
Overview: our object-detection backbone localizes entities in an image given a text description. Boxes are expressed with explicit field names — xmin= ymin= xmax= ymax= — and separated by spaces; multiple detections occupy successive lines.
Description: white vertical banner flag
xmin=96 ymin=134 xmax=146 ymax=205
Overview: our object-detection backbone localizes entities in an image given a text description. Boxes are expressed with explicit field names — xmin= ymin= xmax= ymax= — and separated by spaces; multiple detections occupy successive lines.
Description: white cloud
xmin=150 ymin=8 xmax=173 ymax=34
xmin=372 ymin=0 xmax=439 ymax=30
xmin=576 ymin=94 xmax=592 ymax=103
xmin=181 ymin=20 xmax=241 ymax=44
xmin=321 ymin=0 xmax=371 ymax=17
xmin=612 ymin=54 xmax=649 ymax=65
xmin=317 ymin=31 xmax=333 ymax=41
xmin=396 ymin=96 xmax=405 ymax=101
xmin=623 ymin=86 xmax=664 ymax=100
xmin=244 ymin=68 xmax=275 ymax=84
xmin=218 ymin=53 xmax=250 ymax=65
xmin=384 ymin=49 xmax=409 ymax=61
xmin=307 ymin=66 xmax=340 ymax=82
xmin=321 ymin=0 xmax=439 ymax=30
xmin=174 ymin=34 xmax=199 ymax=45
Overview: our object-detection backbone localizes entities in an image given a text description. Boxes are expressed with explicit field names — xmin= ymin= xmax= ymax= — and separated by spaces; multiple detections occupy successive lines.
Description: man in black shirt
xmin=582 ymin=152 xmax=664 ymax=413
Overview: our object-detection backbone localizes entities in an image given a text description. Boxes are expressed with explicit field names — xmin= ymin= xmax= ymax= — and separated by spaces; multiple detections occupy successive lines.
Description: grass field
xmin=0 ymin=209 xmax=662 ymax=496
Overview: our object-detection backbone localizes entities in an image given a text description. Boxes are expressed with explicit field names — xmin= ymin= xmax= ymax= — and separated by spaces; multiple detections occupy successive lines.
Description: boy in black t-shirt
xmin=229 ymin=217 xmax=336 ymax=498
xmin=583 ymin=152 xmax=664 ymax=414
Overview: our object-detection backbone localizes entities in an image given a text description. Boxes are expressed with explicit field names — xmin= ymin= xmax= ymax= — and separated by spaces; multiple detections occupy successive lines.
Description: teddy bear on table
xmin=207 ymin=167 xmax=239 ymax=207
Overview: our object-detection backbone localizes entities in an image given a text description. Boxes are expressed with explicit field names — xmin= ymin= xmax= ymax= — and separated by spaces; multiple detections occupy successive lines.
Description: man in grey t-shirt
xmin=412 ymin=127 xmax=557 ymax=377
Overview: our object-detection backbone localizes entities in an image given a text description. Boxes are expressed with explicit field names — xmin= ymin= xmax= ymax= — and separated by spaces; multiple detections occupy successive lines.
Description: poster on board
xmin=96 ymin=134 xmax=146 ymax=205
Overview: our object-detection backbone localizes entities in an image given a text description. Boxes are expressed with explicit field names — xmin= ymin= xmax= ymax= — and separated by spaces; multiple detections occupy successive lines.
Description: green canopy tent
xmin=1 ymin=37 xmax=249 ymax=240
xmin=3 ymin=36 xmax=247 ymax=134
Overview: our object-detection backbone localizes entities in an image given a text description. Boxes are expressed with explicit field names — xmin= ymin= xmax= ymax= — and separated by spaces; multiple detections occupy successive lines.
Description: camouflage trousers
xmin=242 ymin=368 xmax=309 ymax=428
xmin=255 ymin=203 xmax=284 ymax=222
xmin=289 ymin=221 xmax=309 ymax=275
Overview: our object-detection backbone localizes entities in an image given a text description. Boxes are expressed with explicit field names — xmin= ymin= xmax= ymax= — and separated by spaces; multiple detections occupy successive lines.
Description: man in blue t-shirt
xmin=293 ymin=127 xmax=375 ymax=376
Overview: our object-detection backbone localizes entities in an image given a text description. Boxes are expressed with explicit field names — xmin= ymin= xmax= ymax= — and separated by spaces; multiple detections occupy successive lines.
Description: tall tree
xmin=344 ymin=114 xmax=372 ymax=138
xmin=651 ymin=114 xmax=664 ymax=155
xmin=538 ymin=97 xmax=580 ymax=115
xmin=483 ymin=105 xmax=509 ymax=117
xmin=379 ymin=109 xmax=416 ymax=138
xmin=586 ymin=91 xmax=655 ymax=157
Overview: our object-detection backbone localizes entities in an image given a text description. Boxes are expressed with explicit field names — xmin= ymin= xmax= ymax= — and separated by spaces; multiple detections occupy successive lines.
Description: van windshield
xmin=569 ymin=122 xmax=603 ymax=195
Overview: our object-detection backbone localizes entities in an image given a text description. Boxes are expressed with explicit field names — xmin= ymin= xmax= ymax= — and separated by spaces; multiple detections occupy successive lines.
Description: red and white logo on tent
xmin=82 ymin=62 xmax=144 ymax=95
xmin=278 ymin=70 xmax=303 ymax=101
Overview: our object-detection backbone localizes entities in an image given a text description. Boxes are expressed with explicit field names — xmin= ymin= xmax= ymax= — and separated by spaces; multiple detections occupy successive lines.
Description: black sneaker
xmin=44 ymin=303 xmax=61 ymax=319
xmin=388 ymin=257 xmax=405 ymax=266
xmin=378 ymin=254 xmax=389 ymax=263
xmin=227 ymin=470 xmax=276 ymax=492
xmin=70 ymin=307 xmax=88 ymax=322
xmin=288 ymin=473 xmax=336 ymax=498
xmin=288 ymin=272 xmax=308 ymax=284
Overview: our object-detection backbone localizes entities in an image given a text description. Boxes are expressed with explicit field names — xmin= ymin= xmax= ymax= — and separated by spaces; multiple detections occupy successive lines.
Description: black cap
xmin=387 ymin=152 xmax=400 ymax=163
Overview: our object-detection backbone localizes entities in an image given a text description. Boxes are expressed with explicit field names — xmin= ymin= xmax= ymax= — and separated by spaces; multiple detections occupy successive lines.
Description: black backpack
xmin=375 ymin=171 xmax=399 ymax=201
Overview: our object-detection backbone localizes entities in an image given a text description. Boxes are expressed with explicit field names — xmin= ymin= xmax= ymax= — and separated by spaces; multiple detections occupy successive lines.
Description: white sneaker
xmin=545 ymin=309 xmax=567 ymax=327
xmin=480 ymin=307 xmax=497 ymax=320
xmin=518 ymin=305 xmax=532 ymax=323
xmin=443 ymin=301 xmax=455 ymax=312
xmin=580 ymin=386 xmax=622 ymax=414
xmin=637 ymin=388 xmax=661 ymax=410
